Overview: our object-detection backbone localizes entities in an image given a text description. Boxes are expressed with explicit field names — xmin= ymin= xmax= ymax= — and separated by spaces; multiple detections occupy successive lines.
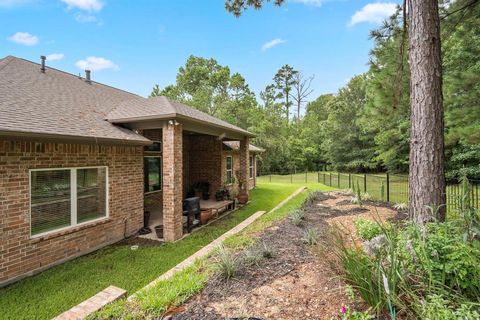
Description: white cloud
xmin=261 ymin=38 xmax=286 ymax=51
xmin=61 ymin=0 xmax=103 ymax=12
xmin=46 ymin=53 xmax=65 ymax=61
xmin=8 ymin=32 xmax=38 ymax=46
xmin=74 ymin=12 xmax=97 ymax=23
xmin=291 ymin=0 xmax=323 ymax=6
xmin=75 ymin=56 xmax=119 ymax=71
xmin=349 ymin=3 xmax=397 ymax=26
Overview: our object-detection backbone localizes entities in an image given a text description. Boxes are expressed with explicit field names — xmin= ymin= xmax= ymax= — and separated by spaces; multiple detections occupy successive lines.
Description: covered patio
xmin=106 ymin=96 xmax=254 ymax=242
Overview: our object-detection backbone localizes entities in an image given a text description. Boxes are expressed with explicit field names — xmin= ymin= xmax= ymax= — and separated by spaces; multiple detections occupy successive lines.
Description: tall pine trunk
xmin=408 ymin=0 xmax=446 ymax=223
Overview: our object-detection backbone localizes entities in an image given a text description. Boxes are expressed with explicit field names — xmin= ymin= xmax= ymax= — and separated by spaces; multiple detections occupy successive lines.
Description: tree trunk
xmin=408 ymin=0 xmax=446 ymax=223
xmin=285 ymin=88 xmax=290 ymax=123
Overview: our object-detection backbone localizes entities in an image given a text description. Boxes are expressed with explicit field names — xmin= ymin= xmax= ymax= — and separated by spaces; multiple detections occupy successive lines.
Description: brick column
xmin=162 ymin=122 xmax=183 ymax=241
xmin=239 ymin=136 xmax=250 ymax=196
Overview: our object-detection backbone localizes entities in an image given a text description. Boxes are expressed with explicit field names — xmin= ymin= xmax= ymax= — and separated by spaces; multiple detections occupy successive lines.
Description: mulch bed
xmin=167 ymin=191 xmax=403 ymax=320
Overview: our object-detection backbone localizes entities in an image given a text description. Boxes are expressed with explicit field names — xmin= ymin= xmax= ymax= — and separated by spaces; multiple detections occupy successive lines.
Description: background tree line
xmin=152 ymin=0 xmax=479 ymax=181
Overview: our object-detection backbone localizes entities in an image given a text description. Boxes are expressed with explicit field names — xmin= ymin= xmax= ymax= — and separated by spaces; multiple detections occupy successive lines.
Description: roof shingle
xmin=0 ymin=56 xmax=150 ymax=144
xmin=0 ymin=56 xmax=253 ymax=144
xmin=106 ymin=96 xmax=253 ymax=136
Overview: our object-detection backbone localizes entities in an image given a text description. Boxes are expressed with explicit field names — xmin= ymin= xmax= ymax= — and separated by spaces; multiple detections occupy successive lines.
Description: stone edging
xmin=129 ymin=186 xmax=307 ymax=300
xmin=53 ymin=186 xmax=308 ymax=320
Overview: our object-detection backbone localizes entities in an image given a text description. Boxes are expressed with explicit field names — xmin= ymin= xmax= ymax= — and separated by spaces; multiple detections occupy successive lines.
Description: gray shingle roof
xmin=0 ymin=56 xmax=150 ymax=144
xmin=0 ymin=55 xmax=253 ymax=144
xmin=106 ymin=96 xmax=253 ymax=137
xmin=223 ymin=141 xmax=264 ymax=153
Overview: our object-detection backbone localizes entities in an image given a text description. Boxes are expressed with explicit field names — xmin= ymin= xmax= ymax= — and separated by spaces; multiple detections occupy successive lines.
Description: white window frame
xmin=226 ymin=155 xmax=233 ymax=185
xmin=29 ymin=166 xmax=109 ymax=238
xmin=249 ymin=155 xmax=255 ymax=179
xmin=144 ymin=155 xmax=162 ymax=194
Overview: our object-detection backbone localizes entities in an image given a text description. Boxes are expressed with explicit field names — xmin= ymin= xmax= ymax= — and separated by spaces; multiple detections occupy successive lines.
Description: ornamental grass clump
xmin=260 ymin=241 xmax=274 ymax=259
xmin=215 ymin=245 xmax=237 ymax=280
xmin=302 ymin=227 xmax=318 ymax=246
xmin=290 ymin=209 xmax=304 ymax=226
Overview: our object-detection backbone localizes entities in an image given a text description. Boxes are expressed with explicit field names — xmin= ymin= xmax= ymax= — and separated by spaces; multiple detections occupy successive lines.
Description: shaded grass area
xmin=0 ymin=182 xmax=333 ymax=320
xmin=90 ymin=183 xmax=326 ymax=319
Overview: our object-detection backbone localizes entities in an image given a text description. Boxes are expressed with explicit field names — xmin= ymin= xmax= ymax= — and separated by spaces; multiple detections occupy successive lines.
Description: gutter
xmin=0 ymin=130 xmax=152 ymax=146
xmin=107 ymin=113 xmax=255 ymax=138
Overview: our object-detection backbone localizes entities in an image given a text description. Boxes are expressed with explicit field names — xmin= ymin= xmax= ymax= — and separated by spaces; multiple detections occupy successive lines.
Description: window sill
xmin=30 ymin=217 xmax=111 ymax=243
xmin=144 ymin=190 xmax=162 ymax=195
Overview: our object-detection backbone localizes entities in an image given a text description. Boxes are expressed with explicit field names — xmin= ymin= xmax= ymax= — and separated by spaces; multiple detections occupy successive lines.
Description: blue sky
xmin=0 ymin=0 xmax=401 ymax=100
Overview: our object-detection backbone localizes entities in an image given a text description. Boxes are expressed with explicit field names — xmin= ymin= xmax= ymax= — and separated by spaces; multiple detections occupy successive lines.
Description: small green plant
xmin=421 ymin=294 xmax=480 ymax=320
xmin=215 ymin=245 xmax=237 ymax=280
xmin=261 ymin=241 xmax=274 ymax=258
xmin=352 ymin=180 xmax=364 ymax=207
xmin=339 ymin=306 xmax=374 ymax=320
xmin=242 ymin=247 xmax=262 ymax=267
xmin=290 ymin=209 xmax=304 ymax=226
xmin=354 ymin=219 xmax=383 ymax=241
xmin=302 ymin=227 xmax=318 ymax=245
xmin=362 ymin=192 xmax=372 ymax=201
xmin=393 ymin=202 xmax=408 ymax=211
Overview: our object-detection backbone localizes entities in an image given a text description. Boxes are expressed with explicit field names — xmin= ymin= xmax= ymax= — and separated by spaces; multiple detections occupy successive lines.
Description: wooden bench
xmin=200 ymin=199 xmax=234 ymax=219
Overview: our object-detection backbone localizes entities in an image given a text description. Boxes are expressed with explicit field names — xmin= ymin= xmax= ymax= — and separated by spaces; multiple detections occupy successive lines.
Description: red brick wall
xmin=162 ymin=124 xmax=183 ymax=241
xmin=187 ymin=135 xmax=222 ymax=198
xmin=0 ymin=139 xmax=143 ymax=286
xmin=221 ymin=150 xmax=256 ymax=195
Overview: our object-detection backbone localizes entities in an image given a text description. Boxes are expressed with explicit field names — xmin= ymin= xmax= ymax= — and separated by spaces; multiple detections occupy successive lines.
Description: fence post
xmin=291 ymin=173 xmax=293 ymax=184
xmin=323 ymin=173 xmax=326 ymax=185
xmin=338 ymin=173 xmax=340 ymax=188
xmin=349 ymin=174 xmax=351 ymax=189
xmin=386 ymin=173 xmax=390 ymax=202
xmin=269 ymin=174 xmax=272 ymax=183
xmin=305 ymin=171 xmax=308 ymax=183
xmin=364 ymin=174 xmax=367 ymax=193
xmin=318 ymin=171 xmax=320 ymax=183
xmin=329 ymin=173 xmax=332 ymax=186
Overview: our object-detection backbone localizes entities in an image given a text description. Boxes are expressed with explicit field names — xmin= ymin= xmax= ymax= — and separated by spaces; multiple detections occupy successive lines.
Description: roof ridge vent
xmin=40 ymin=55 xmax=46 ymax=73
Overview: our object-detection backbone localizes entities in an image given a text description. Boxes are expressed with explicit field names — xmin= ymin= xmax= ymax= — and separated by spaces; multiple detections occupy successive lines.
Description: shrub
xmin=399 ymin=222 xmax=480 ymax=298
xmin=334 ymin=206 xmax=480 ymax=318
xmin=215 ymin=245 xmax=237 ymax=280
xmin=302 ymin=227 xmax=318 ymax=245
xmin=421 ymin=294 xmax=480 ymax=320
xmin=290 ymin=209 xmax=304 ymax=226
xmin=354 ymin=219 xmax=383 ymax=241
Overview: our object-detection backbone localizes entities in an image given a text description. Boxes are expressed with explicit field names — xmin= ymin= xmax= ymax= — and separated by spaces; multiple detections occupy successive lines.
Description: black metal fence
xmin=257 ymin=171 xmax=480 ymax=211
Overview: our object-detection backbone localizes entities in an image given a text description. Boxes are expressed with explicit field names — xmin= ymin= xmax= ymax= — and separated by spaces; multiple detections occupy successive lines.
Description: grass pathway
xmin=0 ymin=182 xmax=333 ymax=320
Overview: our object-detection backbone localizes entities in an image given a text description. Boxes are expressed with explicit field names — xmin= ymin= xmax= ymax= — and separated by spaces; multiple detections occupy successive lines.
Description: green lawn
xmin=259 ymin=172 xmax=480 ymax=212
xmin=0 ymin=181 xmax=334 ymax=320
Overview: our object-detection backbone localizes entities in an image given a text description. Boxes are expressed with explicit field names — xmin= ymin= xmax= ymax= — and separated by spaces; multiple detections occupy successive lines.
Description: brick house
xmin=0 ymin=55 xmax=262 ymax=287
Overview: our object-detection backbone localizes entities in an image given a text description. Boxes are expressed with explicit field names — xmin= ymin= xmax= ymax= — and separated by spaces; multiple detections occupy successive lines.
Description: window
xmin=226 ymin=156 xmax=233 ymax=184
xmin=249 ymin=155 xmax=254 ymax=179
xmin=144 ymin=141 xmax=161 ymax=152
xmin=30 ymin=167 xmax=108 ymax=237
xmin=144 ymin=156 xmax=162 ymax=192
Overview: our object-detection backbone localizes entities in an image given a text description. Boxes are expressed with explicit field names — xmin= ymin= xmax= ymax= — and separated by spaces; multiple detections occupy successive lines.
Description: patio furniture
xmin=200 ymin=199 xmax=234 ymax=221
xmin=183 ymin=197 xmax=200 ymax=232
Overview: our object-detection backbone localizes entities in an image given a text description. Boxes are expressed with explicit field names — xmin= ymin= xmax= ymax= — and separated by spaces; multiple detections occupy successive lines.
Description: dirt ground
xmin=168 ymin=191 xmax=403 ymax=320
